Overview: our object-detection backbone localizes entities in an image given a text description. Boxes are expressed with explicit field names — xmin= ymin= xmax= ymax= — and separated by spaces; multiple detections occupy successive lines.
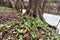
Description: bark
xmin=40 ymin=0 xmax=47 ymax=22
xmin=27 ymin=0 xmax=47 ymax=22
xmin=15 ymin=0 xmax=23 ymax=12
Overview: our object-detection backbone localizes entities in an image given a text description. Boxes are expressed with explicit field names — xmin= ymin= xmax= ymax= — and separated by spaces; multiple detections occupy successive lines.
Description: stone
xmin=43 ymin=13 xmax=60 ymax=27
xmin=43 ymin=13 xmax=60 ymax=34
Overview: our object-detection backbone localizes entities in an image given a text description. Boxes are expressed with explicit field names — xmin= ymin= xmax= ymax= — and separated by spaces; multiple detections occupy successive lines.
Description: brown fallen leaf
xmin=23 ymin=29 xmax=27 ymax=34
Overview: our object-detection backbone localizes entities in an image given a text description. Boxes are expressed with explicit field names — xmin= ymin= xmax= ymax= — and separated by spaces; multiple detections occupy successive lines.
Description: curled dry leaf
xmin=23 ymin=29 xmax=28 ymax=34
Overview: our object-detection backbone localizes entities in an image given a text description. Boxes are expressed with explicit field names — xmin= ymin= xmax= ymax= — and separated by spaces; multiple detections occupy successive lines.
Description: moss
xmin=0 ymin=6 xmax=16 ymax=12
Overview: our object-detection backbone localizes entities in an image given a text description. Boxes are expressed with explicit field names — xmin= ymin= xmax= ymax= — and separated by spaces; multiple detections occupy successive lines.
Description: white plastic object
xmin=22 ymin=9 xmax=26 ymax=14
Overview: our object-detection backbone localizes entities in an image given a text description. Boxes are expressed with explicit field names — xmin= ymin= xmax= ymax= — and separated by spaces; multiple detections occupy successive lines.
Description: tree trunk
xmin=27 ymin=0 xmax=47 ymax=22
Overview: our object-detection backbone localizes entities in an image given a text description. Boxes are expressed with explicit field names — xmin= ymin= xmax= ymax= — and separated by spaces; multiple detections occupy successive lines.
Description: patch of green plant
xmin=18 ymin=35 xmax=23 ymax=40
xmin=0 ymin=16 xmax=46 ymax=39
xmin=18 ymin=16 xmax=46 ymax=38
xmin=0 ymin=6 xmax=16 ymax=12
xmin=1 ymin=15 xmax=60 ymax=40
xmin=41 ymin=27 xmax=60 ymax=40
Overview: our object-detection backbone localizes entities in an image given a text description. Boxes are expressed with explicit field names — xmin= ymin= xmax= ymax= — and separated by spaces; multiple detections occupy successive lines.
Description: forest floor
xmin=0 ymin=6 xmax=59 ymax=40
